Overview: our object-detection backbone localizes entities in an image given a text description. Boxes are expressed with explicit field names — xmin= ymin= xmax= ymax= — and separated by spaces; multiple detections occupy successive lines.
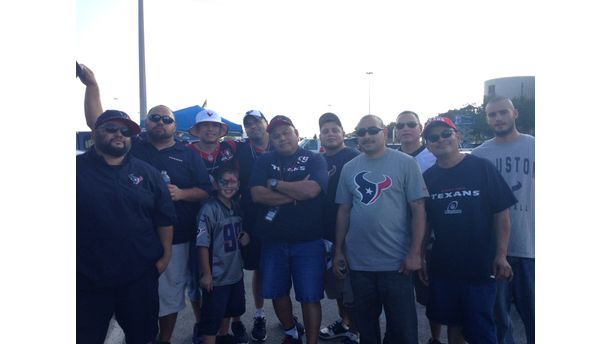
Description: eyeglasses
xmin=147 ymin=114 xmax=175 ymax=124
xmin=99 ymin=123 xmax=132 ymax=137
xmin=426 ymin=129 xmax=455 ymax=143
xmin=356 ymin=126 xmax=383 ymax=137
xmin=395 ymin=122 xmax=419 ymax=130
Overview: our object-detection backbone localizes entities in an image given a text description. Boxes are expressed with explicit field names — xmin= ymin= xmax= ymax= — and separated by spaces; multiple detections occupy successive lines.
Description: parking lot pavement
xmin=105 ymin=270 xmax=526 ymax=343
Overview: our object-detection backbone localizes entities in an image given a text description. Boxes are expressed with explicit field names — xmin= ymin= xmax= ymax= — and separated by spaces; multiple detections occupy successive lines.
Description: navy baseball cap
xmin=318 ymin=112 xmax=343 ymax=129
xmin=94 ymin=110 xmax=141 ymax=135
xmin=266 ymin=115 xmax=295 ymax=133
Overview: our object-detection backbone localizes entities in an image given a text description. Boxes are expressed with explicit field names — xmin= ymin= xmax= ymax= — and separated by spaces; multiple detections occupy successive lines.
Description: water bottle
xmin=160 ymin=170 xmax=171 ymax=184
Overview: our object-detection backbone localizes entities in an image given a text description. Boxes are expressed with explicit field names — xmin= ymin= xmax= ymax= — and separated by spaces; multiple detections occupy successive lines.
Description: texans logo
xmin=354 ymin=171 xmax=392 ymax=205
xmin=328 ymin=165 xmax=337 ymax=177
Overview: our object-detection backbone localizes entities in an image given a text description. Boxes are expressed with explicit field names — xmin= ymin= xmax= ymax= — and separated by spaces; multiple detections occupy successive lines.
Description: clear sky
xmin=75 ymin=0 xmax=537 ymax=136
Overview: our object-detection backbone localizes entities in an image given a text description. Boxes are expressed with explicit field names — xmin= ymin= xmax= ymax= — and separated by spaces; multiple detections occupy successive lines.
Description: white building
xmin=484 ymin=76 xmax=535 ymax=101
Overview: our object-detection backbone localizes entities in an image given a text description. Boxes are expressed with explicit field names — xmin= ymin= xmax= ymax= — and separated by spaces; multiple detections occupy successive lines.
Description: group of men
xmin=76 ymin=63 xmax=534 ymax=344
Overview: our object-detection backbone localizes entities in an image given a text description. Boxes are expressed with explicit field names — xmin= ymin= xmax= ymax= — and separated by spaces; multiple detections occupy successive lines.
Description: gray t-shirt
xmin=336 ymin=148 xmax=429 ymax=271
xmin=196 ymin=198 xmax=244 ymax=286
xmin=472 ymin=134 xmax=535 ymax=258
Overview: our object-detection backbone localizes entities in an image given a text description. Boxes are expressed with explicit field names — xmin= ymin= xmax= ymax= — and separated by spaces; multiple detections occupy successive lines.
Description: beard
xmin=147 ymin=128 xmax=174 ymax=142
xmin=494 ymin=125 xmax=515 ymax=138
xmin=95 ymin=137 xmax=131 ymax=157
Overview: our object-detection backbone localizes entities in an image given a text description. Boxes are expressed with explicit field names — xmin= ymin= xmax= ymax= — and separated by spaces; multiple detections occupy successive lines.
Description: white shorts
xmin=158 ymin=242 xmax=191 ymax=317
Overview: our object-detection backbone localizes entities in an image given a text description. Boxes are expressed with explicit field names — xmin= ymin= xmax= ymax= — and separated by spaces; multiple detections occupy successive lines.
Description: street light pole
xmin=366 ymin=72 xmax=373 ymax=114
xmin=138 ymin=0 xmax=147 ymax=124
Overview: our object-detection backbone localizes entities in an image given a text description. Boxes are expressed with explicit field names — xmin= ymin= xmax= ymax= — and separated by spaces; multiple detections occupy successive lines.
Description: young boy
xmin=196 ymin=167 xmax=250 ymax=344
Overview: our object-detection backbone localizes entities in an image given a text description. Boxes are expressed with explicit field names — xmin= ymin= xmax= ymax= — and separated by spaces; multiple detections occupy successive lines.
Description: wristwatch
xmin=270 ymin=178 xmax=278 ymax=190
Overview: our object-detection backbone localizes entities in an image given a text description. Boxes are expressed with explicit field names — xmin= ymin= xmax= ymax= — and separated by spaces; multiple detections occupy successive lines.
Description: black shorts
xmin=76 ymin=267 xmax=159 ymax=344
xmin=241 ymin=236 xmax=262 ymax=271
xmin=199 ymin=278 xmax=246 ymax=336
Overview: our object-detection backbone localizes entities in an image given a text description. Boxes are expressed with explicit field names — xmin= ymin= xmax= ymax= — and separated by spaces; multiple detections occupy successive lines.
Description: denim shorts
xmin=198 ymin=278 xmax=246 ymax=336
xmin=260 ymin=239 xmax=325 ymax=303
xmin=427 ymin=275 xmax=497 ymax=344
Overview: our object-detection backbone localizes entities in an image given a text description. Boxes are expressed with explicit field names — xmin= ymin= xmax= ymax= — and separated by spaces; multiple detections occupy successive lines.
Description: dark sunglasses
xmin=356 ymin=126 xmax=384 ymax=137
xmin=395 ymin=121 xmax=419 ymax=130
xmin=99 ymin=123 xmax=132 ymax=137
xmin=426 ymin=129 xmax=455 ymax=143
xmin=148 ymin=114 xmax=175 ymax=124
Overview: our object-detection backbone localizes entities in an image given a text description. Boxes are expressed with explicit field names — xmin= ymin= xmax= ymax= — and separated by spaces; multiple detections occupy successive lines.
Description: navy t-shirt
xmin=249 ymin=147 xmax=328 ymax=243
xmin=131 ymin=137 xmax=212 ymax=244
xmin=77 ymin=149 xmax=176 ymax=287
xmin=423 ymin=154 xmax=517 ymax=283
xmin=322 ymin=147 xmax=360 ymax=242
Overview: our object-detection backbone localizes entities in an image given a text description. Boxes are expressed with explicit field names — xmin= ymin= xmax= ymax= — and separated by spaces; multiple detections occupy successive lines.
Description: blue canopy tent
xmin=171 ymin=105 xmax=243 ymax=141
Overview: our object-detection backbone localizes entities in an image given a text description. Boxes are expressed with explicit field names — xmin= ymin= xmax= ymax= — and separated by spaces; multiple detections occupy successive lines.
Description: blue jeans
xmin=350 ymin=270 xmax=418 ymax=344
xmin=495 ymin=257 xmax=535 ymax=344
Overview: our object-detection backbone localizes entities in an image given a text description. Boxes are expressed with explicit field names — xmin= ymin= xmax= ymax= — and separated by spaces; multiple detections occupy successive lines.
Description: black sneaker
xmin=319 ymin=319 xmax=349 ymax=339
xmin=293 ymin=316 xmax=305 ymax=336
xmin=231 ymin=321 xmax=249 ymax=344
xmin=251 ymin=316 xmax=267 ymax=342
xmin=280 ymin=334 xmax=302 ymax=344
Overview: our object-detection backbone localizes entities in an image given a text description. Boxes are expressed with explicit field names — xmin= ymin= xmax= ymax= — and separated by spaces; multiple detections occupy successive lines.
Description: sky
xmin=74 ymin=0 xmax=538 ymax=136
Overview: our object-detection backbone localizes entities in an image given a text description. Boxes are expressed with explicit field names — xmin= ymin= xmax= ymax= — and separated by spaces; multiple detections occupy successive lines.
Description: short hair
xmin=485 ymin=96 xmax=515 ymax=110
xmin=214 ymin=166 xmax=239 ymax=182
xmin=396 ymin=110 xmax=421 ymax=124
xmin=147 ymin=105 xmax=174 ymax=116
xmin=357 ymin=114 xmax=385 ymax=129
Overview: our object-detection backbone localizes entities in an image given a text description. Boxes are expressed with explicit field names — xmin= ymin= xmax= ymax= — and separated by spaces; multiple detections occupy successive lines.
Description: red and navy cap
xmin=422 ymin=116 xmax=458 ymax=137
xmin=266 ymin=115 xmax=295 ymax=133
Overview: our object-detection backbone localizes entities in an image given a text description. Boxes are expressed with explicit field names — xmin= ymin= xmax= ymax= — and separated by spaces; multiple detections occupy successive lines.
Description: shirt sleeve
xmin=152 ymin=169 xmax=177 ymax=227
xmin=483 ymin=158 xmax=518 ymax=213
xmin=403 ymin=156 xmax=430 ymax=202
xmin=189 ymin=149 xmax=213 ymax=193
xmin=249 ymin=154 xmax=270 ymax=188
xmin=335 ymin=167 xmax=352 ymax=205
xmin=196 ymin=204 xmax=213 ymax=248
xmin=307 ymin=153 xmax=329 ymax=193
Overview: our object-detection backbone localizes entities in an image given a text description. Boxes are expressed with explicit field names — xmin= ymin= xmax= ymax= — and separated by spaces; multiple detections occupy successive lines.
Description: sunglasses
xmin=99 ymin=123 xmax=132 ymax=137
xmin=356 ymin=126 xmax=384 ymax=137
xmin=426 ymin=129 xmax=455 ymax=143
xmin=395 ymin=121 xmax=419 ymax=130
xmin=148 ymin=114 xmax=175 ymax=124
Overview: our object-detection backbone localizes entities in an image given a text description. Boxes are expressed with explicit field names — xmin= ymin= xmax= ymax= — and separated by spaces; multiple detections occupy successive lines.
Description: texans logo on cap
xmin=354 ymin=171 xmax=392 ymax=205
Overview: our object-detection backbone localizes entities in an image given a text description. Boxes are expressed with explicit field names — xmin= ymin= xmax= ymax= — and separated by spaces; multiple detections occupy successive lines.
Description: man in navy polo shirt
xmin=250 ymin=115 xmax=328 ymax=344
xmin=77 ymin=110 xmax=176 ymax=344
xmin=79 ymin=64 xmax=212 ymax=344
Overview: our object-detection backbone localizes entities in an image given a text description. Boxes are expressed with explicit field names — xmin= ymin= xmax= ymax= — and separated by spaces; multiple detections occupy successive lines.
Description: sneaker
xmin=341 ymin=332 xmax=360 ymax=344
xmin=231 ymin=321 xmax=249 ymax=344
xmin=251 ymin=316 xmax=267 ymax=342
xmin=192 ymin=323 xmax=203 ymax=344
xmin=281 ymin=334 xmax=302 ymax=344
xmin=319 ymin=319 xmax=349 ymax=340
xmin=293 ymin=316 xmax=305 ymax=336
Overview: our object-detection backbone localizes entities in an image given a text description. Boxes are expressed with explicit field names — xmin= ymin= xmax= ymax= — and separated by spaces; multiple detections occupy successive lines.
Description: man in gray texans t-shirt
xmin=334 ymin=115 xmax=429 ymax=344
xmin=472 ymin=96 xmax=535 ymax=344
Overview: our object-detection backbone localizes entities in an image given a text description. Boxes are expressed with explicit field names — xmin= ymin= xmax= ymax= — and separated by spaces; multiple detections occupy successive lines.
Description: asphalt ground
xmin=104 ymin=270 xmax=526 ymax=344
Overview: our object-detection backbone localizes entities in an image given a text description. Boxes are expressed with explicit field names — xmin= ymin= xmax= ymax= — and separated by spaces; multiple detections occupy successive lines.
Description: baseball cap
xmin=243 ymin=110 xmax=267 ymax=124
xmin=266 ymin=115 xmax=295 ymax=133
xmin=94 ymin=110 xmax=141 ymax=135
xmin=189 ymin=108 xmax=228 ymax=136
xmin=318 ymin=112 xmax=343 ymax=129
xmin=422 ymin=116 xmax=458 ymax=137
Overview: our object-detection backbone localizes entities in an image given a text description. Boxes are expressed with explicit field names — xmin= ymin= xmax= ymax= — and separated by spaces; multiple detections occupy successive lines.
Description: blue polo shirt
xmin=131 ymin=136 xmax=212 ymax=244
xmin=249 ymin=147 xmax=328 ymax=243
xmin=77 ymin=148 xmax=176 ymax=287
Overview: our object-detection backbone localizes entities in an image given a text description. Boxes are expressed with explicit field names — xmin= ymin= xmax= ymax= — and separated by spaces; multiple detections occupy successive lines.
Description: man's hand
xmin=399 ymin=252 xmax=422 ymax=275
xmin=238 ymin=232 xmax=250 ymax=246
xmin=77 ymin=64 xmax=98 ymax=87
xmin=155 ymin=254 xmax=171 ymax=274
xmin=167 ymin=184 xmax=184 ymax=201
xmin=200 ymin=273 xmax=213 ymax=292
xmin=493 ymin=255 xmax=513 ymax=281
xmin=332 ymin=252 xmax=349 ymax=279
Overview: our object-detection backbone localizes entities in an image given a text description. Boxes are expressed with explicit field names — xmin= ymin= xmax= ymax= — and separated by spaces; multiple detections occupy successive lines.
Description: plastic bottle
xmin=160 ymin=170 xmax=171 ymax=184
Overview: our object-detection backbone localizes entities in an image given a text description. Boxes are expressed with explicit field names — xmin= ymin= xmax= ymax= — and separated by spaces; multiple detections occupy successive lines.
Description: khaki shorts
xmin=323 ymin=268 xmax=354 ymax=304
xmin=158 ymin=242 xmax=191 ymax=317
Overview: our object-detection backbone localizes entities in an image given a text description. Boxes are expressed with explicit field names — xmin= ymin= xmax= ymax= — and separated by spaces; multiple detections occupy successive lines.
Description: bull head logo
xmin=354 ymin=171 xmax=391 ymax=205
